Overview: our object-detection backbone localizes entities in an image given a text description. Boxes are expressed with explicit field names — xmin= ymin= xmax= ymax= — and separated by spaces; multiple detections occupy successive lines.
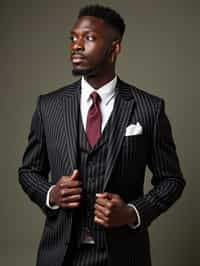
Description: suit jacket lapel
xmin=62 ymin=80 xmax=81 ymax=173
xmin=61 ymin=78 xmax=135 ymax=186
xmin=103 ymin=79 xmax=135 ymax=190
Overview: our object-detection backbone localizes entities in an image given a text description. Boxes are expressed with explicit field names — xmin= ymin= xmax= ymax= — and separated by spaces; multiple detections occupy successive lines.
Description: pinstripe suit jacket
xmin=19 ymin=78 xmax=185 ymax=266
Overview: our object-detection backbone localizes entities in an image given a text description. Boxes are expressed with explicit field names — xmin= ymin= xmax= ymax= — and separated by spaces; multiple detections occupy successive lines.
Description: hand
xmin=49 ymin=169 xmax=82 ymax=208
xmin=94 ymin=192 xmax=137 ymax=228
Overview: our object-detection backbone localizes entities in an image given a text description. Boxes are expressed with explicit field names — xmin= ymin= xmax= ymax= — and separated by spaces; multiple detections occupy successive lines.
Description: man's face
xmin=70 ymin=16 xmax=115 ymax=77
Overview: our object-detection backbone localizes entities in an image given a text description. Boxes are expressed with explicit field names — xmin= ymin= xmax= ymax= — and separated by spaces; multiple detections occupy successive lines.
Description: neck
xmin=84 ymin=71 xmax=116 ymax=90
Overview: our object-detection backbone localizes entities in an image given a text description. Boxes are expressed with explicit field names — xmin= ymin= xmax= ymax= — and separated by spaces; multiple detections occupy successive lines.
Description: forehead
xmin=71 ymin=16 xmax=108 ymax=33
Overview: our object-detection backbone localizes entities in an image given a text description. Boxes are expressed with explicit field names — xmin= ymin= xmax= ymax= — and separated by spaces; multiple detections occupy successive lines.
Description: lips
xmin=71 ymin=54 xmax=86 ymax=64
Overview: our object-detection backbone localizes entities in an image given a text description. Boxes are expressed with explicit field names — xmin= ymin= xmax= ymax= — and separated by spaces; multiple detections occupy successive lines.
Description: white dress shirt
xmin=46 ymin=76 xmax=141 ymax=228
xmin=80 ymin=75 xmax=117 ymax=132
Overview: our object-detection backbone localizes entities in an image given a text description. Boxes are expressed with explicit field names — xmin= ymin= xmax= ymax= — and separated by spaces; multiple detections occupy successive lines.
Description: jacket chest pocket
xmin=121 ymin=135 xmax=148 ymax=164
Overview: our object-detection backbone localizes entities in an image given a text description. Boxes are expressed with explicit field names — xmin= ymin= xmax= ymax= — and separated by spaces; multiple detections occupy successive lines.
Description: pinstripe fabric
xmin=63 ymin=245 xmax=108 ymax=266
xmin=18 ymin=78 xmax=185 ymax=266
xmin=71 ymin=109 xmax=112 ymax=249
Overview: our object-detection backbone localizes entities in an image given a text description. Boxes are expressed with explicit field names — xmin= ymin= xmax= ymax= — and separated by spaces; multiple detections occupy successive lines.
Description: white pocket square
xmin=125 ymin=122 xmax=143 ymax=136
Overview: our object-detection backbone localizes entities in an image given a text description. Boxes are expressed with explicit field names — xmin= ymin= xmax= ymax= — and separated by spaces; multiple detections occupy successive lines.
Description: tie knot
xmin=91 ymin=91 xmax=101 ymax=104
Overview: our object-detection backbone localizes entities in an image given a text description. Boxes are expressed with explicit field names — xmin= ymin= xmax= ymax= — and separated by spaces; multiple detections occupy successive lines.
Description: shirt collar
xmin=81 ymin=76 xmax=117 ymax=105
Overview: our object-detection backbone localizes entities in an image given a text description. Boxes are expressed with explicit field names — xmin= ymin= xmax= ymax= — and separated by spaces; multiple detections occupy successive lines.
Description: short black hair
xmin=78 ymin=4 xmax=125 ymax=38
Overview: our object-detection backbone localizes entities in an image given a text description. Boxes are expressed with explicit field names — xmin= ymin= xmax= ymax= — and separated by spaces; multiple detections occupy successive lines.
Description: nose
xmin=71 ymin=38 xmax=84 ymax=53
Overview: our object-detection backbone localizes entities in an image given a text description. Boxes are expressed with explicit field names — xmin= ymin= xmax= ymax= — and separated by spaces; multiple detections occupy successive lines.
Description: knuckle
xmin=105 ymin=209 xmax=111 ymax=216
xmin=96 ymin=198 xmax=100 ymax=204
xmin=74 ymin=181 xmax=79 ymax=186
xmin=104 ymin=215 xmax=109 ymax=222
xmin=61 ymin=176 xmax=67 ymax=181
xmin=95 ymin=210 xmax=99 ymax=216
xmin=59 ymin=183 xmax=63 ymax=188
xmin=61 ymin=189 xmax=66 ymax=196
xmin=60 ymin=197 xmax=65 ymax=203
xmin=107 ymin=202 xmax=112 ymax=208
xmin=104 ymin=192 xmax=109 ymax=198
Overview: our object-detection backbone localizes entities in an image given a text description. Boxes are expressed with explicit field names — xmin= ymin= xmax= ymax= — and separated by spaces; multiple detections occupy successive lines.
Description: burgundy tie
xmin=86 ymin=91 xmax=102 ymax=147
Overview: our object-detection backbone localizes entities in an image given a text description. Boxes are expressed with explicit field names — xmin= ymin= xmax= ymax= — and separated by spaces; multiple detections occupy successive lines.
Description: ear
xmin=110 ymin=40 xmax=122 ymax=63
xmin=114 ymin=40 xmax=121 ymax=55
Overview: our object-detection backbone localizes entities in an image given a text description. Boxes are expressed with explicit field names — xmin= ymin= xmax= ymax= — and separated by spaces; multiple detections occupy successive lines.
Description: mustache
xmin=71 ymin=52 xmax=85 ymax=57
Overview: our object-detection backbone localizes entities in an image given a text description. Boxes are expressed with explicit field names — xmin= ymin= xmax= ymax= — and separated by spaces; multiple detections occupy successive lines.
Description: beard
xmin=72 ymin=67 xmax=93 ymax=76
xmin=72 ymin=60 xmax=108 ymax=78
xmin=71 ymin=47 xmax=113 ymax=77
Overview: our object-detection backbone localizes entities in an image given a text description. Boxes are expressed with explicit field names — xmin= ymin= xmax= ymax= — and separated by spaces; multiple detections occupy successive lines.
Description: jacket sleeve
xmin=18 ymin=96 xmax=57 ymax=216
xmin=131 ymin=99 xmax=186 ymax=230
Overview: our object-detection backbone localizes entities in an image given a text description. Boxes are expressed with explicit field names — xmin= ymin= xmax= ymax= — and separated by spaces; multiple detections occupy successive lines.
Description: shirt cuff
xmin=46 ymin=185 xmax=59 ymax=210
xmin=127 ymin=203 xmax=141 ymax=229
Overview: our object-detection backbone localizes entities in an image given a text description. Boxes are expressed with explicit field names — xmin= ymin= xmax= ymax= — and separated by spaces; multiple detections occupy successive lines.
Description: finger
xmin=61 ymin=194 xmax=81 ymax=203
xmin=94 ymin=209 xmax=109 ymax=222
xmin=60 ymin=187 xmax=82 ymax=196
xmin=58 ymin=175 xmax=69 ymax=184
xmin=96 ymin=192 xmax=115 ymax=200
xmin=71 ymin=169 xmax=79 ymax=179
xmin=61 ymin=202 xmax=80 ymax=208
xmin=94 ymin=216 xmax=109 ymax=227
xmin=60 ymin=179 xmax=82 ymax=188
xmin=68 ymin=180 xmax=82 ymax=188
xmin=96 ymin=193 xmax=108 ymax=198
xmin=96 ymin=197 xmax=112 ymax=209
xmin=95 ymin=202 xmax=110 ymax=217
xmin=95 ymin=197 xmax=108 ymax=206
xmin=60 ymin=169 xmax=79 ymax=184
xmin=104 ymin=192 xmax=116 ymax=200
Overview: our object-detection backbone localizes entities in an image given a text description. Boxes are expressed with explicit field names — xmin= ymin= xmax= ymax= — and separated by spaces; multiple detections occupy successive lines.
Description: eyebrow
xmin=70 ymin=28 xmax=100 ymax=35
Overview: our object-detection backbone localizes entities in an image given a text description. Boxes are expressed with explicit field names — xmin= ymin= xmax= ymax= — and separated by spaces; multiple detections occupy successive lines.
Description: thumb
xmin=71 ymin=169 xmax=79 ymax=179
xmin=96 ymin=192 xmax=114 ymax=199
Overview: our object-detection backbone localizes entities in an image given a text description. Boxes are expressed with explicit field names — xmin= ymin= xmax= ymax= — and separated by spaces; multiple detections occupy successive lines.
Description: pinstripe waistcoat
xmin=71 ymin=108 xmax=112 ymax=248
xmin=18 ymin=78 xmax=185 ymax=266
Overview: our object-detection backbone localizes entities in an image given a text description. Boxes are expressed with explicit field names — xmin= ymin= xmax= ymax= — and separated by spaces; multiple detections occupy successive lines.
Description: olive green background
xmin=0 ymin=0 xmax=199 ymax=265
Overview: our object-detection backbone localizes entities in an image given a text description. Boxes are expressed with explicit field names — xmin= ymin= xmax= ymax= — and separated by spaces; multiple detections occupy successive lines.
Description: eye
xmin=85 ymin=35 xmax=95 ymax=41
xmin=70 ymin=35 xmax=77 ymax=42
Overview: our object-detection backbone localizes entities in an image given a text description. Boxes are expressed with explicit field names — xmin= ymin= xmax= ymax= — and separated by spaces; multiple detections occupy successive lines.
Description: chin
xmin=72 ymin=67 xmax=94 ymax=77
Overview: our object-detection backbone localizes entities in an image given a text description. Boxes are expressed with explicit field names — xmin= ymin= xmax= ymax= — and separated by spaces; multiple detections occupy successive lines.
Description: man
xmin=19 ymin=4 xmax=185 ymax=266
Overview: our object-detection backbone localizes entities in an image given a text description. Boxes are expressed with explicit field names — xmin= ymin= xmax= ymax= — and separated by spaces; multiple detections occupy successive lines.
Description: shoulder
xmin=38 ymin=79 xmax=81 ymax=104
xmin=118 ymin=79 xmax=164 ymax=106
xmin=118 ymin=79 xmax=165 ymax=116
xmin=33 ymin=79 xmax=80 ymax=117
xmin=118 ymin=79 xmax=166 ymax=123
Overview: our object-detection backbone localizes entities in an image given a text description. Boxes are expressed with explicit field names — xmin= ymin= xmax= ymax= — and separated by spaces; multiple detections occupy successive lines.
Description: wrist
xmin=49 ymin=187 xmax=56 ymax=206
xmin=126 ymin=206 xmax=137 ymax=225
